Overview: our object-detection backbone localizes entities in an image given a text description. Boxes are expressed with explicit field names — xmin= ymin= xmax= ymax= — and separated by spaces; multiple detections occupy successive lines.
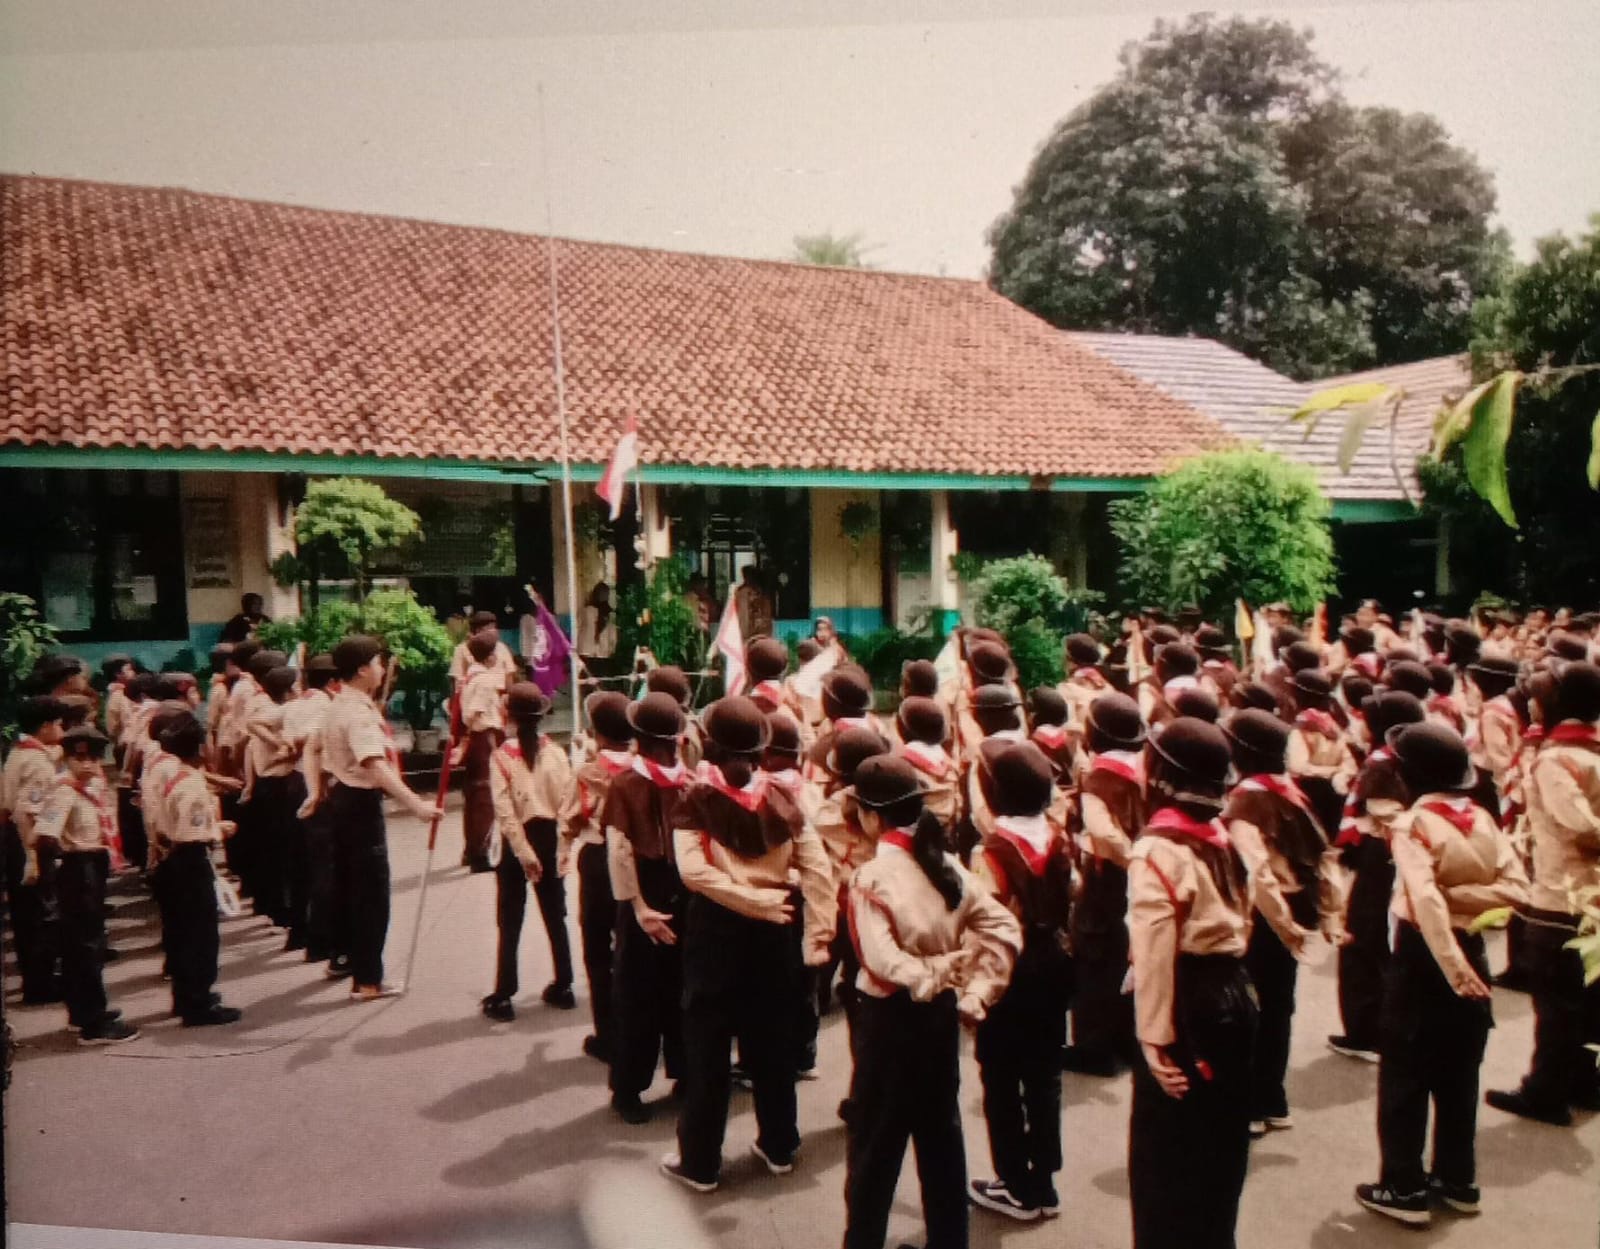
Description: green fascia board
xmin=1329 ymin=498 xmax=1417 ymax=523
xmin=0 ymin=444 xmax=1148 ymax=493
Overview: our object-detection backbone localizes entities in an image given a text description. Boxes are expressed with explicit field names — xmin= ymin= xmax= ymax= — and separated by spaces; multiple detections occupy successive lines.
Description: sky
xmin=1 ymin=0 xmax=1597 ymax=279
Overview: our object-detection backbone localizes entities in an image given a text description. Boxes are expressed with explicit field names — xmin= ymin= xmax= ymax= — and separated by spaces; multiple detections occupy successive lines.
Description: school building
xmin=0 ymin=174 xmax=1462 ymax=668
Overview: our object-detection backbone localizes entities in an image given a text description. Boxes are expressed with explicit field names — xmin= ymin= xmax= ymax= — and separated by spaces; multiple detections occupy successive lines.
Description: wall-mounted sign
xmin=184 ymin=497 xmax=238 ymax=588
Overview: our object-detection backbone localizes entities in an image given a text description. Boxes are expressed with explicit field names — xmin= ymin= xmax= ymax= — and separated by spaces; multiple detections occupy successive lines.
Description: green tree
xmin=970 ymin=555 xmax=1102 ymax=690
xmin=1110 ymin=449 xmax=1335 ymax=617
xmin=362 ymin=588 xmax=454 ymax=732
xmin=792 ymin=231 xmax=874 ymax=268
xmin=988 ymin=14 xmax=1506 ymax=379
xmin=616 ymin=555 xmax=705 ymax=677
xmin=292 ymin=478 xmax=422 ymax=611
xmin=0 ymin=592 xmax=59 ymax=741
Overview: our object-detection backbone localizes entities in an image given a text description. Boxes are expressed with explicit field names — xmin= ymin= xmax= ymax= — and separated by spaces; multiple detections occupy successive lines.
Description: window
xmin=0 ymin=469 xmax=188 ymax=641
xmin=666 ymin=486 xmax=811 ymax=620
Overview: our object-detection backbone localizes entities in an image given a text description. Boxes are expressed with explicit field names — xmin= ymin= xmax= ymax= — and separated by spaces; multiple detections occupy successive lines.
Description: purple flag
xmin=526 ymin=600 xmax=573 ymax=697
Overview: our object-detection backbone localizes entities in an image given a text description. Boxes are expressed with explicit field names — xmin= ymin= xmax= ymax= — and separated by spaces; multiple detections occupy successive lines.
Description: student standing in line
xmin=482 ymin=683 xmax=574 ymax=1022
xmin=660 ymin=697 xmax=834 ymax=1194
xmin=1126 ymin=718 xmax=1258 ymax=1249
xmin=2 ymin=696 xmax=68 ymax=1004
xmin=284 ymin=654 xmax=338 ymax=964
xmin=841 ymin=754 xmax=1021 ymax=1249
xmin=456 ymin=632 xmax=509 ymax=873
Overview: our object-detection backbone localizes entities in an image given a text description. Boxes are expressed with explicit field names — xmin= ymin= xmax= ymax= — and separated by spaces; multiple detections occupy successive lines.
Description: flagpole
xmin=537 ymin=83 xmax=587 ymax=741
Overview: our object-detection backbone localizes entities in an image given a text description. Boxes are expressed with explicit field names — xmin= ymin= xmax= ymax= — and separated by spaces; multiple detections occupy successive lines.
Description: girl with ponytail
xmin=840 ymin=754 xmax=1021 ymax=1249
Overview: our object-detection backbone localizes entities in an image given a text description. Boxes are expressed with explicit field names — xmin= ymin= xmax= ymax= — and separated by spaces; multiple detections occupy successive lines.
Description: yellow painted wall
xmin=180 ymin=472 xmax=295 ymax=625
xmin=810 ymin=488 xmax=882 ymax=612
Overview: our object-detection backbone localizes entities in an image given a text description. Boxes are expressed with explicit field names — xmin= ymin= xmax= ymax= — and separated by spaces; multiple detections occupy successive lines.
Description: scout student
xmin=1287 ymin=669 xmax=1358 ymax=836
xmin=1464 ymin=655 xmax=1523 ymax=792
xmin=744 ymin=637 xmax=791 ymax=716
xmin=483 ymin=682 xmax=574 ymax=1023
xmin=1328 ymin=690 xmax=1425 ymax=1062
xmin=953 ymin=641 xmax=1018 ymax=756
xmin=955 ymin=685 xmax=1029 ymax=862
xmin=660 ymin=697 xmax=834 ymax=1194
xmin=1194 ymin=625 xmax=1240 ymax=702
xmin=456 ymin=631 xmax=509 ymax=873
xmin=448 ymin=610 xmax=518 ymax=691
xmin=815 ymin=666 xmax=881 ymax=753
xmin=115 ymin=671 xmax=163 ymax=872
xmin=784 ymin=639 xmax=828 ymax=735
xmin=893 ymin=696 xmax=958 ymax=834
xmin=900 ymin=659 xmax=941 ymax=703
xmin=1063 ymin=692 xmax=1146 ymax=1077
xmin=1339 ymin=673 xmax=1376 ymax=755
xmin=100 ymin=654 xmax=135 ymax=744
xmin=603 ymin=690 xmax=691 ymax=1124
xmin=140 ymin=701 xmax=201 ymax=976
xmin=1057 ymin=632 xmax=1111 ymax=730
xmin=242 ymin=665 xmax=300 ymax=933
xmin=1026 ymin=687 xmax=1076 ymax=785
xmin=761 ymin=711 xmax=825 ymax=1079
xmin=969 ymin=741 xmax=1074 ymax=1222
xmin=218 ymin=639 xmax=263 ymax=778
xmin=1384 ymin=659 xmax=1434 ymax=703
xmin=3 ymin=696 xmax=68 ymax=1003
xmin=1486 ymin=661 xmax=1600 ymax=1126
xmin=647 ymin=666 xmax=702 ymax=769
xmin=1221 ymin=709 xmax=1343 ymax=1137
xmin=1138 ymin=642 xmax=1202 ymax=731
xmin=559 ymin=690 xmax=635 ymax=1061
xmin=36 ymin=726 xmax=139 ymax=1043
xmin=1126 ymin=718 xmax=1257 ymax=1249
xmin=283 ymin=653 xmax=338 ymax=964
xmin=1426 ymin=663 xmax=1467 ymax=734
xmin=204 ymin=643 xmax=234 ymax=768
xmin=156 ymin=712 xmax=244 ymax=1027
xmin=841 ymin=755 xmax=1021 ymax=1249
xmin=321 ymin=636 xmax=438 ymax=1002
xmin=1356 ymin=723 xmax=1528 ymax=1227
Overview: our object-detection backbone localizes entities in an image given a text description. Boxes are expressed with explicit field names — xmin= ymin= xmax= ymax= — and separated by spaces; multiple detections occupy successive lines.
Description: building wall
xmin=808 ymin=487 xmax=884 ymax=638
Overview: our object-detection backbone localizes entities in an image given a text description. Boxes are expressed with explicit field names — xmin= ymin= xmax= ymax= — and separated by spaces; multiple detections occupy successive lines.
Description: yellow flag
xmin=1235 ymin=599 xmax=1254 ymax=641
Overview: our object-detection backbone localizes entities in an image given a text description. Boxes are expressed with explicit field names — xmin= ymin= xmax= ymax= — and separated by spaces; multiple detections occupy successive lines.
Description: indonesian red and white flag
xmin=715 ymin=594 xmax=746 ymax=697
xmin=595 ymin=413 xmax=639 ymax=521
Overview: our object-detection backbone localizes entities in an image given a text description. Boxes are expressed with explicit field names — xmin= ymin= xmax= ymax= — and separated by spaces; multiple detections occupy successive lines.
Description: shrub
xmin=256 ymin=601 xmax=362 ymax=659
xmin=0 ymin=593 xmax=59 ymax=743
xmin=1110 ymin=448 xmax=1335 ymax=618
xmin=969 ymin=555 xmax=1103 ymax=689
xmin=362 ymin=588 xmax=454 ymax=731
xmin=850 ymin=626 xmax=947 ymax=694
xmin=617 ymin=555 xmax=706 ymax=677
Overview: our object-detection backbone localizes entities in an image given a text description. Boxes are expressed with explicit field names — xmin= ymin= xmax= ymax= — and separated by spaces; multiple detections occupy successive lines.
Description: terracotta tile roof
xmin=1070 ymin=331 xmax=1469 ymax=502
xmin=1 ymin=175 xmax=1229 ymax=480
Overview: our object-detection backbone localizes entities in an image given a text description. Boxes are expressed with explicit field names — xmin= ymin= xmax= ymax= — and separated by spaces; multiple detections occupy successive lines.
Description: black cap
xmin=979 ymin=740 xmax=1055 ymax=817
xmin=61 ymin=724 xmax=109 ymax=756
xmin=852 ymin=755 xmax=924 ymax=811
xmin=745 ymin=638 xmax=789 ymax=684
xmin=821 ymin=726 xmax=890 ymax=783
xmin=1553 ymin=661 xmax=1600 ymax=724
xmin=627 ymin=691 xmax=686 ymax=741
xmin=1223 ymin=708 xmax=1289 ymax=773
xmin=1029 ymin=686 xmax=1068 ymax=728
xmin=585 ymin=691 xmax=634 ymax=743
xmin=1232 ymin=681 xmax=1282 ymax=714
xmin=1193 ymin=625 xmax=1229 ymax=657
xmin=1391 ymin=723 xmax=1475 ymax=794
xmin=765 ymin=713 xmax=802 ymax=760
xmin=1172 ymin=687 xmax=1220 ymax=723
xmin=1386 ymin=660 xmax=1433 ymax=700
xmin=1341 ymin=626 xmax=1376 ymax=655
xmin=1283 ymin=642 xmax=1322 ymax=674
xmin=1064 ymin=633 xmax=1102 ymax=668
xmin=262 ymin=667 xmax=298 ymax=702
xmin=1340 ymin=674 xmax=1375 ymax=708
xmin=973 ymin=684 xmax=1023 ymax=713
xmin=896 ymin=696 xmax=948 ymax=747
xmin=248 ymin=649 xmax=288 ymax=681
xmin=968 ymin=642 xmax=1015 ymax=685
xmin=1086 ymin=692 xmax=1146 ymax=750
xmin=1156 ymin=643 xmax=1201 ymax=679
xmin=821 ymin=667 xmax=875 ymax=718
xmin=1148 ymin=717 xmax=1232 ymax=793
xmin=507 ymin=682 xmax=553 ymax=722
xmin=1290 ymin=669 xmax=1334 ymax=703
xmin=702 ymin=696 xmax=772 ymax=756
xmin=646 ymin=666 xmax=693 ymax=709
xmin=1362 ymin=690 xmax=1425 ymax=741
xmin=900 ymin=659 xmax=940 ymax=698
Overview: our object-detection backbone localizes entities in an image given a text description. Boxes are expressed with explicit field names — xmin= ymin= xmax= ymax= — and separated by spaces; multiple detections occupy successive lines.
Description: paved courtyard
xmin=7 ymin=802 xmax=1598 ymax=1249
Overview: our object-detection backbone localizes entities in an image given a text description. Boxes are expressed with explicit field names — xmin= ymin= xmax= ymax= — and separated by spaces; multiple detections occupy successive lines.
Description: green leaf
xmin=1289 ymin=383 xmax=1397 ymax=440
xmin=1336 ymin=405 xmax=1380 ymax=475
xmin=1588 ymin=407 xmax=1600 ymax=491
xmin=1467 ymin=906 xmax=1513 ymax=935
xmin=1458 ymin=372 xmax=1520 ymax=528
xmin=1431 ymin=376 xmax=1498 ymax=460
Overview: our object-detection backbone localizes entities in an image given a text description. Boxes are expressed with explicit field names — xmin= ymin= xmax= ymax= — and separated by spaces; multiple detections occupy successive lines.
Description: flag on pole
xmin=1310 ymin=603 xmax=1328 ymax=647
xmin=596 ymin=413 xmax=640 ymax=521
xmin=1250 ymin=610 xmax=1275 ymax=675
xmin=715 ymin=594 xmax=746 ymax=697
xmin=1235 ymin=599 xmax=1255 ymax=642
xmin=931 ymin=632 xmax=961 ymax=691
xmin=526 ymin=599 xmax=574 ymax=697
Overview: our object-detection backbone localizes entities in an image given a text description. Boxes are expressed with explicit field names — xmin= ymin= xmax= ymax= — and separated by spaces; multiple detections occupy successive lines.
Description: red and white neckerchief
xmin=699 ymin=762 xmax=768 ymax=812
xmin=1352 ymin=653 xmax=1384 ymax=680
xmin=1416 ymin=795 xmax=1477 ymax=839
xmin=1163 ymin=675 xmax=1201 ymax=702
xmin=1295 ymin=708 xmax=1341 ymax=739
xmin=834 ymin=715 xmax=875 ymax=735
xmin=1146 ymin=805 xmax=1230 ymax=849
xmin=751 ymin=679 xmax=785 ymax=707
xmin=1092 ymin=750 xmax=1144 ymax=785
xmin=986 ymin=727 xmax=1027 ymax=744
xmin=633 ymin=755 xmax=688 ymax=789
xmin=991 ymin=813 xmax=1054 ymax=875
xmin=1236 ymin=772 xmax=1316 ymax=816
xmin=901 ymin=739 xmax=953 ymax=779
xmin=13 ymin=735 xmax=49 ymax=754
xmin=1073 ymin=668 xmax=1109 ymax=691
xmin=597 ymin=748 xmax=633 ymax=776
xmin=1032 ymin=724 xmax=1069 ymax=752
xmin=876 ymin=826 xmax=916 ymax=857
xmin=59 ymin=773 xmax=120 ymax=851
xmin=1547 ymin=721 xmax=1600 ymax=747
xmin=1335 ymin=746 xmax=1393 ymax=847
xmin=764 ymin=767 xmax=805 ymax=799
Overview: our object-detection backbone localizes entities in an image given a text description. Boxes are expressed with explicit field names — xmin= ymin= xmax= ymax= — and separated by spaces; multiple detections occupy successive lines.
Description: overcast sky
xmin=2 ymin=0 xmax=1596 ymax=278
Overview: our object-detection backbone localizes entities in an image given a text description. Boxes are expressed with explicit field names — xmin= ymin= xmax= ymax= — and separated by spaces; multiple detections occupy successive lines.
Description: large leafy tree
xmin=1110 ymin=449 xmax=1336 ymax=617
xmin=988 ymin=15 xmax=1506 ymax=379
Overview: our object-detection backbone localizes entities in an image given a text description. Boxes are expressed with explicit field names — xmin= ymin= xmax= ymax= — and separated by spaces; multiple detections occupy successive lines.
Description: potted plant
xmin=362 ymin=588 xmax=453 ymax=759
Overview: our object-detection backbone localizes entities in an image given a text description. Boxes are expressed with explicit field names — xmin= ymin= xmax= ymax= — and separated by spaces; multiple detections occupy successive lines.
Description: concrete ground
xmin=6 ymin=802 xmax=1598 ymax=1249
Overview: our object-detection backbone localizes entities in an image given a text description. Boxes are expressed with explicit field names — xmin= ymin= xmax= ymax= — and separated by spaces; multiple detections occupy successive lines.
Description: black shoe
xmin=79 ymin=1018 xmax=141 ymax=1045
xmin=480 ymin=995 xmax=515 ymax=1023
xmin=611 ymin=1093 xmax=649 ymax=1125
xmin=659 ymin=1152 xmax=718 ymax=1193
xmin=101 ymin=946 xmax=121 ymax=963
xmin=283 ymin=934 xmax=307 ymax=953
xmin=837 ymin=1097 xmax=854 ymax=1124
xmin=467 ymin=860 xmax=494 ymax=875
xmin=1569 ymin=1086 xmax=1600 ymax=1112
xmin=1427 ymin=1174 xmax=1481 ymax=1215
xmin=581 ymin=1034 xmax=610 ymax=1062
xmin=1490 ymin=969 xmax=1530 ymax=993
xmin=541 ymin=982 xmax=577 ymax=1010
xmin=750 ymin=1140 xmax=795 ymax=1175
xmin=1356 ymin=1182 xmax=1431 ymax=1226
xmin=20 ymin=986 xmax=63 ymax=1006
xmin=1327 ymin=1034 xmax=1381 ymax=1063
xmin=68 ymin=1007 xmax=123 ymax=1033
xmin=1035 ymin=1184 xmax=1061 ymax=1219
xmin=182 ymin=1004 xmax=243 ymax=1027
xmin=968 ymin=1179 xmax=1040 ymax=1222
xmin=1485 ymin=1087 xmax=1572 ymax=1126
xmin=304 ymin=947 xmax=329 ymax=964
xmin=324 ymin=957 xmax=353 ymax=980
xmin=730 ymin=1064 xmax=753 ymax=1090
xmin=1061 ymin=1046 xmax=1120 ymax=1077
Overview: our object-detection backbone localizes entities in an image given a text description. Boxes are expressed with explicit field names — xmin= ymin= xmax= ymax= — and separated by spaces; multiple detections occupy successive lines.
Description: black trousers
xmin=610 ymin=899 xmax=685 ymax=1099
xmin=57 ymin=850 xmax=112 ymax=1029
xmin=328 ymin=785 xmax=390 ymax=987
xmin=676 ymin=899 xmax=799 ymax=1183
xmin=1070 ymin=862 xmax=1134 ymax=1061
xmin=4 ymin=822 xmax=59 ymax=998
xmin=159 ymin=843 xmax=222 ymax=1018
xmin=1245 ymin=915 xmax=1300 ymax=1121
xmin=282 ymin=773 xmax=312 ymax=944
xmin=577 ymin=842 xmax=615 ymax=1047
xmin=1337 ymin=837 xmax=1393 ymax=1048
xmin=1517 ymin=910 xmax=1600 ymax=1110
xmin=789 ymin=888 xmax=820 ymax=1073
xmin=844 ymin=991 xmax=968 ymax=1249
xmin=1129 ymin=955 xmax=1257 ymax=1249
xmin=976 ymin=953 xmax=1071 ymax=1204
xmin=494 ymin=818 xmax=571 ymax=998
xmin=247 ymin=774 xmax=294 ymax=927
xmin=461 ymin=729 xmax=499 ymax=869
xmin=302 ymin=793 xmax=342 ymax=960
xmin=117 ymin=786 xmax=146 ymax=873
xmin=1378 ymin=922 xmax=1491 ymax=1192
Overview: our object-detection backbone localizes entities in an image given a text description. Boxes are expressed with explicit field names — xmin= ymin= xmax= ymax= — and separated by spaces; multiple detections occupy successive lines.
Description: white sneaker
xmin=350 ymin=982 xmax=403 ymax=1002
xmin=751 ymin=1140 xmax=795 ymax=1175
xmin=660 ymin=1152 xmax=718 ymax=1193
xmin=1249 ymin=1120 xmax=1268 ymax=1138
xmin=1265 ymin=1114 xmax=1294 ymax=1131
